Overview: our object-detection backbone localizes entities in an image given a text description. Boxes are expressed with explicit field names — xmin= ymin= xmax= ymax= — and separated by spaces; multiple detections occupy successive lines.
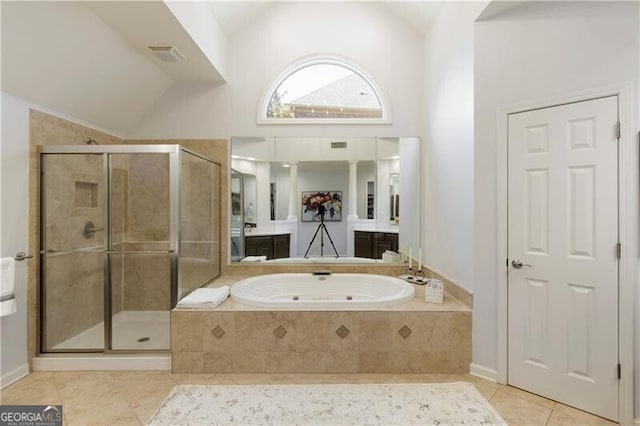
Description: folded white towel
xmin=176 ymin=286 xmax=229 ymax=310
xmin=0 ymin=300 xmax=16 ymax=317
xmin=241 ymin=256 xmax=267 ymax=262
xmin=0 ymin=257 xmax=15 ymax=298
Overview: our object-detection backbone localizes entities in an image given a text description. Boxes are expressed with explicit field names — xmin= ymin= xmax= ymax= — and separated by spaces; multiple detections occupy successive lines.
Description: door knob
xmin=511 ymin=259 xmax=533 ymax=269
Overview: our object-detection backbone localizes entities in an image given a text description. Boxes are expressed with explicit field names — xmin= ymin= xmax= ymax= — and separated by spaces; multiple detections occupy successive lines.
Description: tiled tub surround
xmin=172 ymin=278 xmax=471 ymax=374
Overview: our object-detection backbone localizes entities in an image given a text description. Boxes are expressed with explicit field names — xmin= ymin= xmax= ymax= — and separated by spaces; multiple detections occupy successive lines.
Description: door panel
xmin=41 ymin=154 xmax=105 ymax=351
xmin=508 ymin=96 xmax=618 ymax=421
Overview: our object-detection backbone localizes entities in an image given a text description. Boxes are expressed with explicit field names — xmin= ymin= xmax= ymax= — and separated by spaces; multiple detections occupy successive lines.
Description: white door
xmin=507 ymin=96 xmax=619 ymax=421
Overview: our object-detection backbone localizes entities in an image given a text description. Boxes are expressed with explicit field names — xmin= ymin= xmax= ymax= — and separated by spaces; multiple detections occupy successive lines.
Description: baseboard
xmin=469 ymin=363 xmax=498 ymax=383
xmin=32 ymin=355 xmax=171 ymax=371
xmin=1 ymin=363 xmax=30 ymax=389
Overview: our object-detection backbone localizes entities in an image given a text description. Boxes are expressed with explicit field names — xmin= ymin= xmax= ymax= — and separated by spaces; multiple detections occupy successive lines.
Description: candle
xmin=409 ymin=248 xmax=412 ymax=269
xmin=418 ymin=248 xmax=422 ymax=271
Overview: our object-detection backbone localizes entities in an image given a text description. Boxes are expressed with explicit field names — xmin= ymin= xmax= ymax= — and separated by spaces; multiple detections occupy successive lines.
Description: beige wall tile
xmin=325 ymin=351 xmax=359 ymax=373
xmin=357 ymin=312 xmax=390 ymax=352
xmin=358 ymin=351 xmax=390 ymax=373
xmin=265 ymin=351 xmax=327 ymax=373
xmin=172 ymin=351 xmax=204 ymax=373
xmin=171 ymin=311 xmax=205 ymax=352
xmin=325 ymin=312 xmax=360 ymax=352
xmin=202 ymin=312 xmax=237 ymax=353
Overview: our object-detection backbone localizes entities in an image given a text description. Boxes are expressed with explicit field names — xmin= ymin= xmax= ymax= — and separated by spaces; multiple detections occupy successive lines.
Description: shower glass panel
xmin=41 ymin=154 xmax=105 ymax=351
xmin=179 ymin=152 xmax=221 ymax=300
xmin=109 ymin=153 xmax=171 ymax=350
xmin=40 ymin=145 xmax=221 ymax=354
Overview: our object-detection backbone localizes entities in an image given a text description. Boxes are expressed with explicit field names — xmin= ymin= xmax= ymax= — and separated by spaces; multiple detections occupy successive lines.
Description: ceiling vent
xmin=147 ymin=46 xmax=186 ymax=62
xmin=331 ymin=141 xmax=347 ymax=149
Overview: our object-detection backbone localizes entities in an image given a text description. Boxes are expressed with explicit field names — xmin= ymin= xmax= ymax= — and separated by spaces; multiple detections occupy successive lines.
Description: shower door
xmin=108 ymin=153 xmax=172 ymax=351
xmin=40 ymin=147 xmax=177 ymax=353
xmin=41 ymin=153 xmax=106 ymax=351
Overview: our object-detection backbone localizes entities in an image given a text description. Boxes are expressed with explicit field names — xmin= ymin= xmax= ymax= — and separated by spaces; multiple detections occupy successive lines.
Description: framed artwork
xmin=301 ymin=191 xmax=342 ymax=222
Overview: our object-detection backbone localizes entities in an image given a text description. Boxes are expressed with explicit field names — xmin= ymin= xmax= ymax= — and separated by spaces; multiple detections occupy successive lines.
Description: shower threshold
xmin=51 ymin=310 xmax=170 ymax=351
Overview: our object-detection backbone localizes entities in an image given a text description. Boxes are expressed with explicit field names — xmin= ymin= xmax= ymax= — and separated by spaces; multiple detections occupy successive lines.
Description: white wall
xmin=164 ymin=0 xmax=227 ymax=80
xmin=127 ymin=2 xmax=424 ymax=139
xmin=474 ymin=1 xmax=639 ymax=416
xmin=1 ymin=1 xmax=172 ymax=135
xmin=421 ymin=1 xmax=488 ymax=292
xmin=0 ymin=93 xmax=30 ymax=387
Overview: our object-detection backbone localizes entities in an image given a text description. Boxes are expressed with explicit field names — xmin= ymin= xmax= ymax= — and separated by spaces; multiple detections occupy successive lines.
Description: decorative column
xmin=348 ymin=160 xmax=358 ymax=220
xmin=256 ymin=162 xmax=271 ymax=227
xmin=287 ymin=162 xmax=298 ymax=221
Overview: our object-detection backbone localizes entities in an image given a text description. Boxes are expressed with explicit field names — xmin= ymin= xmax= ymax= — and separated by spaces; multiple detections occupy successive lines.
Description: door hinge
xmin=616 ymin=242 xmax=621 ymax=259
xmin=506 ymin=258 xmax=509 ymax=267
xmin=615 ymin=122 xmax=621 ymax=139
xmin=617 ymin=363 xmax=621 ymax=380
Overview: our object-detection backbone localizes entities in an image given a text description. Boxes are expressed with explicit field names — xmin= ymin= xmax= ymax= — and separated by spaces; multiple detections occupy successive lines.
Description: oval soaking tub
xmin=230 ymin=273 xmax=415 ymax=309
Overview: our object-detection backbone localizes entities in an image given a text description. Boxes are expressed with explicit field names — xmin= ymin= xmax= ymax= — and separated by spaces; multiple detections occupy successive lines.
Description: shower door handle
xmin=82 ymin=221 xmax=104 ymax=239
xmin=14 ymin=252 xmax=33 ymax=261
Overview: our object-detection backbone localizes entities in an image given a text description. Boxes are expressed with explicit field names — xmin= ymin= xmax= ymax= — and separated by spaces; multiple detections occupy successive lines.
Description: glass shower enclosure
xmin=39 ymin=145 xmax=221 ymax=353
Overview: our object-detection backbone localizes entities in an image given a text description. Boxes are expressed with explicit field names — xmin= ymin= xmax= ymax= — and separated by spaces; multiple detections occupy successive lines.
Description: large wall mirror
xmin=230 ymin=137 xmax=420 ymax=264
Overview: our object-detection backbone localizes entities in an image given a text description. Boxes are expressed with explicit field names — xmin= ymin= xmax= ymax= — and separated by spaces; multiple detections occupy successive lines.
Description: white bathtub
xmin=230 ymin=273 xmax=415 ymax=309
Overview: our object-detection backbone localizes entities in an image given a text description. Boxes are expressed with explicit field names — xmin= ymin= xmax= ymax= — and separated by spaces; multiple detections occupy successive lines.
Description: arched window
xmin=258 ymin=57 xmax=390 ymax=124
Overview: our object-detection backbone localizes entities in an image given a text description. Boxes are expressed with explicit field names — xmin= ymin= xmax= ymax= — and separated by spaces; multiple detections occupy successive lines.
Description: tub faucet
xmin=312 ymin=270 xmax=331 ymax=276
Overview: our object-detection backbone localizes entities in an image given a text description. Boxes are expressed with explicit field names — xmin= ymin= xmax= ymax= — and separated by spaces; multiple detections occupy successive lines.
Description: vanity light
xmin=282 ymin=163 xmax=290 ymax=168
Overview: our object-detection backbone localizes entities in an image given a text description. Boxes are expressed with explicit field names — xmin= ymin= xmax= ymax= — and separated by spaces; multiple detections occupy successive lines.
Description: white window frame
xmin=257 ymin=56 xmax=392 ymax=125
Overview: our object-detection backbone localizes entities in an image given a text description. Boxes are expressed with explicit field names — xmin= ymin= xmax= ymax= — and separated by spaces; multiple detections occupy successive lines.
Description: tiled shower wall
xmin=31 ymin=112 xmax=122 ymax=349
xmin=29 ymin=111 xmax=225 ymax=358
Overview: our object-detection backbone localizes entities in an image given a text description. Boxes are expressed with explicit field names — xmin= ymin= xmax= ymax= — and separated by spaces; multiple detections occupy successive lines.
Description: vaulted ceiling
xmin=1 ymin=1 xmax=449 ymax=135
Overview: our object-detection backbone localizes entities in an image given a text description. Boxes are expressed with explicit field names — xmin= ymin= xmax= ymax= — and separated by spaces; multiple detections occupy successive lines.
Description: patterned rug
xmin=148 ymin=382 xmax=507 ymax=425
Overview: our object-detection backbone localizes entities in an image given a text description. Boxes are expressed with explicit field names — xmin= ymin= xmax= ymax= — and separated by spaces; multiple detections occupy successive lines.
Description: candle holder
xmin=413 ymin=269 xmax=427 ymax=284
xmin=404 ymin=266 xmax=415 ymax=279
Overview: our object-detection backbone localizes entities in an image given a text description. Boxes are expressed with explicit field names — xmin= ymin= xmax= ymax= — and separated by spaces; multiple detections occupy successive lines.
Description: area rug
xmin=147 ymin=382 xmax=507 ymax=425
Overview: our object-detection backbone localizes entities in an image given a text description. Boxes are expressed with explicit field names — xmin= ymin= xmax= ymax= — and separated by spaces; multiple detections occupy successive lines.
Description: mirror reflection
xmin=230 ymin=137 xmax=420 ymax=264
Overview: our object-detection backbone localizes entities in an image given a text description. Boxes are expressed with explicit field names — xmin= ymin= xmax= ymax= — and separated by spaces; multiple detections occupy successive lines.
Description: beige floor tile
xmin=56 ymin=376 xmax=120 ymax=405
xmin=495 ymin=383 xmax=556 ymax=409
xmin=473 ymin=382 xmax=497 ymax=400
xmin=62 ymin=393 xmax=140 ymax=426
xmin=132 ymin=397 xmax=167 ymax=425
xmin=490 ymin=390 xmax=552 ymax=426
xmin=169 ymin=373 xmax=236 ymax=385
xmin=463 ymin=373 xmax=500 ymax=389
xmin=0 ymin=372 xmax=61 ymax=405
xmin=547 ymin=403 xmax=618 ymax=425
xmin=230 ymin=373 xmax=297 ymax=385
xmin=8 ymin=370 xmax=601 ymax=426
xmin=109 ymin=371 xmax=175 ymax=409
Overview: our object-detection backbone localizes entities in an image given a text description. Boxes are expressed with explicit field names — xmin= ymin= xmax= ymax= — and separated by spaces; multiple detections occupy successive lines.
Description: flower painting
xmin=301 ymin=191 xmax=342 ymax=222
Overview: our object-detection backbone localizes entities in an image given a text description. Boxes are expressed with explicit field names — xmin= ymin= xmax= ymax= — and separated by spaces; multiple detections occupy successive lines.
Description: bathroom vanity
xmin=354 ymin=230 xmax=399 ymax=259
xmin=245 ymin=233 xmax=290 ymax=260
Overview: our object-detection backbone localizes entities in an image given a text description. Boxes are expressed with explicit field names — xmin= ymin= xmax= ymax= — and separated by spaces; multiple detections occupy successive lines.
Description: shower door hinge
xmin=616 ymin=242 xmax=621 ymax=259
xmin=617 ymin=363 xmax=621 ymax=380
xmin=615 ymin=122 xmax=621 ymax=140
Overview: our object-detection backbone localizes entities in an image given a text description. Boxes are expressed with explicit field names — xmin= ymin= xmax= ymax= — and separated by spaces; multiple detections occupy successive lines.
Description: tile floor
xmin=0 ymin=372 xmax=616 ymax=425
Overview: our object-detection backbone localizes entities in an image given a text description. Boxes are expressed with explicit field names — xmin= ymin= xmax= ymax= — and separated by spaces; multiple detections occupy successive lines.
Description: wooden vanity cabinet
xmin=245 ymin=234 xmax=290 ymax=260
xmin=354 ymin=231 xmax=399 ymax=259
